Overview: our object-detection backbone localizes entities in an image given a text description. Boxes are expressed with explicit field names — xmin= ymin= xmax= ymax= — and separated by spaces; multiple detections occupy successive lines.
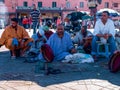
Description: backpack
xmin=41 ymin=44 xmax=54 ymax=62
xmin=108 ymin=51 xmax=120 ymax=73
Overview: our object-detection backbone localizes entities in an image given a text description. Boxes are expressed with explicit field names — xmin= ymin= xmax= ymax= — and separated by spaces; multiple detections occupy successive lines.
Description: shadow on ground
xmin=0 ymin=50 xmax=120 ymax=87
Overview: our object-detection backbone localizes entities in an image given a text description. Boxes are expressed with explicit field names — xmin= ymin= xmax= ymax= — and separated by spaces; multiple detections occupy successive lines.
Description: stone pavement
xmin=0 ymin=46 xmax=120 ymax=90
xmin=0 ymin=29 xmax=120 ymax=90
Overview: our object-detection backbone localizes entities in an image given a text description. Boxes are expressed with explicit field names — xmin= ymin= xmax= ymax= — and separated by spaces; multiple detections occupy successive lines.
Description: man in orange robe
xmin=0 ymin=18 xmax=33 ymax=59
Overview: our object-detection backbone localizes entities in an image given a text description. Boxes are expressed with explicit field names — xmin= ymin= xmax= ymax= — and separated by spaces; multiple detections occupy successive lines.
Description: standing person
xmin=28 ymin=16 xmax=32 ymax=32
xmin=91 ymin=11 xmax=116 ymax=61
xmin=56 ymin=16 xmax=62 ymax=26
xmin=30 ymin=4 xmax=40 ymax=34
xmin=0 ymin=18 xmax=33 ymax=59
xmin=22 ymin=16 xmax=28 ymax=29
xmin=18 ymin=15 xmax=22 ymax=26
xmin=88 ymin=0 xmax=98 ymax=27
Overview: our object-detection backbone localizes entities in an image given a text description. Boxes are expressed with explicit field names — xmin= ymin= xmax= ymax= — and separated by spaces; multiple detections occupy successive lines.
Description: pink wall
xmin=4 ymin=0 xmax=88 ymax=13
xmin=97 ymin=0 xmax=120 ymax=12
xmin=3 ymin=0 xmax=120 ymax=14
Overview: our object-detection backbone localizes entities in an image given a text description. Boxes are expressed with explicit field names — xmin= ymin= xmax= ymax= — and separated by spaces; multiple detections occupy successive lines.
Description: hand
xmin=36 ymin=39 xmax=40 ymax=42
xmin=43 ymin=39 xmax=46 ymax=43
xmin=104 ymin=34 xmax=109 ymax=39
xmin=71 ymin=48 xmax=77 ymax=54
xmin=23 ymin=38 xmax=29 ymax=41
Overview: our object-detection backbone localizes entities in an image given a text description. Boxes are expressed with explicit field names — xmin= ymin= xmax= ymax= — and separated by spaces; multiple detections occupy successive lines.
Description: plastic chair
xmin=96 ymin=41 xmax=111 ymax=59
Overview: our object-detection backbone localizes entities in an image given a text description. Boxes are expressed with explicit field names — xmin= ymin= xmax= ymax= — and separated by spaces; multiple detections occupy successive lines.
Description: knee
xmin=92 ymin=36 xmax=99 ymax=42
xmin=108 ymin=36 xmax=115 ymax=43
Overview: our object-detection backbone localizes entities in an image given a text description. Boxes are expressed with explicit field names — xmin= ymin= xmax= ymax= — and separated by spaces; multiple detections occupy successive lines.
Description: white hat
xmin=38 ymin=27 xmax=44 ymax=36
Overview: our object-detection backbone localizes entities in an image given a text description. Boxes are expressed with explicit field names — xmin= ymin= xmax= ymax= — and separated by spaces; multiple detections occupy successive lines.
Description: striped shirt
xmin=30 ymin=9 xmax=40 ymax=22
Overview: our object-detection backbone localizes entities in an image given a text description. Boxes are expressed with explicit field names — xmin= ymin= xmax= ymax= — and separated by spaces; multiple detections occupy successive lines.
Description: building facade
xmin=0 ymin=0 xmax=120 ymax=21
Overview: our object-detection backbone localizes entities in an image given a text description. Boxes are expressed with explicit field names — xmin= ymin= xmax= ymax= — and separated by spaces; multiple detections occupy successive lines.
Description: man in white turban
xmin=31 ymin=27 xmax=47 ymax=49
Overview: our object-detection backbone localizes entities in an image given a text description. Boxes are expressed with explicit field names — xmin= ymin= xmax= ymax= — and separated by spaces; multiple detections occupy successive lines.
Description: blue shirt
xmin=47 ymin=32 xmax=74 ymax=61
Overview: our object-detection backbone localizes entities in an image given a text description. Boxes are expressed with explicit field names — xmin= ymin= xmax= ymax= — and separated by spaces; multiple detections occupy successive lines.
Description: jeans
xmin=32 ymin=22 xmax=38 ymax=34
xmin=91 ymin=36 xmax=116 ymax=56
xmin=12 ymin=38 xmax=18 ymax=46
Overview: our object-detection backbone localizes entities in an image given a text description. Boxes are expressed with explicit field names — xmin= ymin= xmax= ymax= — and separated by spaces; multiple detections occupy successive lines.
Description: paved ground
xmin=0 ymin=29 xmax=120 ymax=90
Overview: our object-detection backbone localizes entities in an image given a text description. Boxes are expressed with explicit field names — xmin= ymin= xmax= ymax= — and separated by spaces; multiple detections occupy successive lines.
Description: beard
xmin=12 ymin=25 xmax=17 ymax=30
xmin=57 ymin=32 xmax=64 ymax=38
xmin=12 ymin=25 xmax=16 ymax=28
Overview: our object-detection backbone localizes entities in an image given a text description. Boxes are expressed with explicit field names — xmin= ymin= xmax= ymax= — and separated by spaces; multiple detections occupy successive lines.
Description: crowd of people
xmin=0 ymin=4 xmax=119 ymax=65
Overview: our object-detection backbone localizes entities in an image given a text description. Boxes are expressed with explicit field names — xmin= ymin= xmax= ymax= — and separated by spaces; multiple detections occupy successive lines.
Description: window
xmin=104 ymin=2 xmax=109 ymax=8
xmin=38 ymin=2 xmax=42 ymax=8
xmin=80 ymin=2 xmax=84 ymax=8
xmin=23 ymin=1 xmax=28 ymax=7
xmin=66 ymin=1 xmax=71 ymax=8
xmin=113 ymin=3 xmax=118 ymax=7
xmin=52 ymin=2 xmax=57 ymax=8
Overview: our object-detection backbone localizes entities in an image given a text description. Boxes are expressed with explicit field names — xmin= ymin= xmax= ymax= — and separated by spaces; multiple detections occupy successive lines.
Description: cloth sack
xmin=100 ymin=37 xmax=107 ymax=44
xmin=62 ymin=53 xmax=94 ymax=63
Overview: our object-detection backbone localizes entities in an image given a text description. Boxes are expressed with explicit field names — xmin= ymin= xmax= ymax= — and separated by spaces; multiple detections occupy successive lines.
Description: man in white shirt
xmin=91 ymin=11 xmax=116 ymax=61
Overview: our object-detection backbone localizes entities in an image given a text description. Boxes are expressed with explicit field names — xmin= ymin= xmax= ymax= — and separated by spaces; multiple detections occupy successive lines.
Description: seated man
xmin=31 ymin=26 xmax=47 ymax=49
xmin=24 ymin=27 xmax=47 ymax=62
xmin=38 ymin=24 xmax=77 ymax=61
xmin=0 ymin=18 xmax=33 ymax=59
xmin=91 ymin=11 xmax=116 ymax=61
xmin=72 ymin=25 xmax=93 ymax=54
xmin=47 ymin=24 xmax=77 ymax=61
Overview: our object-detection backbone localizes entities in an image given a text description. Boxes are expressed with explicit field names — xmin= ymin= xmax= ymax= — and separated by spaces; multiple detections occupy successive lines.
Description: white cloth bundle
xmin=62 ymin=53 xmax=94 ymax=64
xmin=100 ymin=37 xmax=107 ymax=44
